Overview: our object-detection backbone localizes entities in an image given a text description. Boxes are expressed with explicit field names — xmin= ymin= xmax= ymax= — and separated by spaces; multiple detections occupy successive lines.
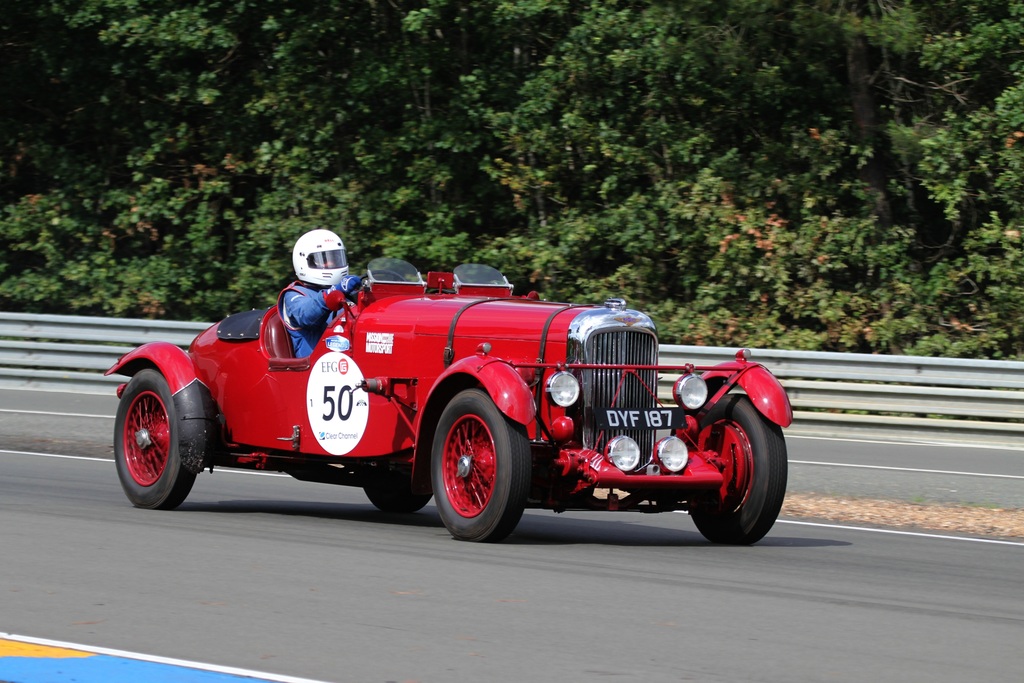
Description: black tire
xmin=690 ymin=395 xmax=788 ymax=545
xmin=113 ymin=369 xmax=197 ymax=510
xmin=364 ymin=479 xmax=433 ymax=513
xmin=431 ymin=389 xmax=531 ymax=542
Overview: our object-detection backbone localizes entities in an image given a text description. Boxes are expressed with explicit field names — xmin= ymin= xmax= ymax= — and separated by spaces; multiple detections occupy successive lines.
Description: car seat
xmin=263 ymin=308 xmax=310 ymax=370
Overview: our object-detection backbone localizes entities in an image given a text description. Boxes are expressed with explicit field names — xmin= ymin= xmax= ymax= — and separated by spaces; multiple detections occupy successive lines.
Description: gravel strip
xmin=782 ymin=493 xmax=1024 ymax=539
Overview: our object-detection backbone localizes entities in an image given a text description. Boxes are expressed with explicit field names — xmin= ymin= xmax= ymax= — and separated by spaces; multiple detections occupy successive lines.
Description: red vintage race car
xmin=107 ymin=258 xmax=792 ymax=544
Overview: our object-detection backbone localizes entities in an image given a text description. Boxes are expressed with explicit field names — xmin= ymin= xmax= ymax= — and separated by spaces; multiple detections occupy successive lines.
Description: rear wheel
xmin=114 ymin=369 xmax=196 ymax=509
xmin=364 ymin=479 xmax=432 ymax=513
xmin=690 ymin=395 xmax=787 ymax=544
xmin=431 ymin=389 xmax=531 ymax=542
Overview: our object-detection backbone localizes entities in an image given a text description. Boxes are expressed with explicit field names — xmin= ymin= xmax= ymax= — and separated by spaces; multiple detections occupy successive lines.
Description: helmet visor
xmin=307 ymin=249 xmax=347 ymax=270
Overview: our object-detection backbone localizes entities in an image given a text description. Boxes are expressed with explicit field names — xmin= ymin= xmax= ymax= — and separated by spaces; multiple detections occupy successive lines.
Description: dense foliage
xmin=3 ymin=0 xmax=1024 ymax=357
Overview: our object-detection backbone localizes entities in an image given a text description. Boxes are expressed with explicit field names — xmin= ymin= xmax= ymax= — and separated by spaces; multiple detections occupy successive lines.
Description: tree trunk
xmin=846 ymin=18 xmax=892 ymax=228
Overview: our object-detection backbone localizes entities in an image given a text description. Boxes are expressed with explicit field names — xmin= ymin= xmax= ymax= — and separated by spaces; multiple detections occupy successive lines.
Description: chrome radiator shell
xmin=568 ymin=306 xmax=660 ymax=469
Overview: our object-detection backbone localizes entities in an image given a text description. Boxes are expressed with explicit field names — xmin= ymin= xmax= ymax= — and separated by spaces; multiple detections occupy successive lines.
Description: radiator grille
xmin=582 ymin=329 xmax=660 ymax=468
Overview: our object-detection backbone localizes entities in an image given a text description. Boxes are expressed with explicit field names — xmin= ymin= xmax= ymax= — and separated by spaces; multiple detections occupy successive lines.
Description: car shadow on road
xmin=176 ymin=500 xmax=851 ymax=548
xmin=178 ymin=498 xmax=446 ymax=530
xmin=508 ymin=514 xmax=852 ymax=548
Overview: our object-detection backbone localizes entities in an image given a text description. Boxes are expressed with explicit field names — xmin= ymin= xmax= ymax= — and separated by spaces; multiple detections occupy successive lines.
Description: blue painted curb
xmin=0 ymin=635 xmax=333 ymax=683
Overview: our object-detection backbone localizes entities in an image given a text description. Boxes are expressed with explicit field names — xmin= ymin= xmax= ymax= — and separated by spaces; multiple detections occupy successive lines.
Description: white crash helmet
xmin=292 ymin=229 xmax=348 ymax=286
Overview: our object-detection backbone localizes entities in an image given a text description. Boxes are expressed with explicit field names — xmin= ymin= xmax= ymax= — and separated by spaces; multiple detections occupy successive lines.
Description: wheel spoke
xmin=444 ymin=414 xmax=497 ymax=517
xmin=123 ymin=391 xmax=170 ymax=487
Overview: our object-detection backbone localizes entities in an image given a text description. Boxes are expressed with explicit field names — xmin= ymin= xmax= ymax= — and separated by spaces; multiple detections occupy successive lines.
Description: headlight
xmin=673 ymin=373 xmax=708 ymax=410
xmin=546 ymin=371 xmax=580 ymax=407
xmin=655 ymin=436 xmax=689 ymax=473
xmin=606 ymin=436 xmax=641 ymax=472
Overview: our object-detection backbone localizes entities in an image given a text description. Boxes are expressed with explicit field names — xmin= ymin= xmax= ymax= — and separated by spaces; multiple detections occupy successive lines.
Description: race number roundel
xmin=305 ymin=351 xmax=370 ymax=455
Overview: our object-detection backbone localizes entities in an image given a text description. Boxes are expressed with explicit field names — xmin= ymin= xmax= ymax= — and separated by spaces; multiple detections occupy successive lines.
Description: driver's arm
xmin=282 ymin=290 xmax=333 ymax=328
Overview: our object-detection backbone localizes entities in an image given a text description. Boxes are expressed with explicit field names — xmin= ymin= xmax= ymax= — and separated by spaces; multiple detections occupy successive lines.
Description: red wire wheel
xmin=690 ymin=395 xmax=788 ymax=545
xmin=431 ymin=389 xmax=531 ymax=542
xmin=441 ymin=413 xmax=499 ymax=518
xmin=122 ymin=390 xmax=172 ymax=487
xmin=113 ymin=369 xmax=196 ymax=509
xmin=702 ymin=417 xmax=754 ymax=514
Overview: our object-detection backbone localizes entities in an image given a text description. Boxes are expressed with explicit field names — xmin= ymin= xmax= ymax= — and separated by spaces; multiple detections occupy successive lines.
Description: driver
xmin=278 ymin=229 xmax=361 ymax=357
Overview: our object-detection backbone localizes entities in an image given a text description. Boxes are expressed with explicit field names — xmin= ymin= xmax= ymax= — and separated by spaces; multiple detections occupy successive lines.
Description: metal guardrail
xmin=0 ymin=312 xmax=207 ymax=394
xmin=658 ymin=346 xmax=1024 ymax=447
xmin=2 ymin=312 xmax=1022 ymax=448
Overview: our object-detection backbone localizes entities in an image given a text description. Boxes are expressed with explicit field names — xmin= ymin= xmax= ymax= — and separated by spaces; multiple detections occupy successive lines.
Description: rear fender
xmin=105 ymin=341 xmax=200 ymax=395
xmin=702 ymin=363 xmax=792 ymax=428
xmin=410 ymin=356 xmax=536 ymax=494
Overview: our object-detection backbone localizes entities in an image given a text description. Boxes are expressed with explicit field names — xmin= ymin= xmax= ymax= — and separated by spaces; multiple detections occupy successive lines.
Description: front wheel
xmin=431 ymin=389 xmax=531 ymax=542
xmin=114 ymin=369 xmax=196 ymax=509
xmin=690 ymin=395 xmax=787 ymax=545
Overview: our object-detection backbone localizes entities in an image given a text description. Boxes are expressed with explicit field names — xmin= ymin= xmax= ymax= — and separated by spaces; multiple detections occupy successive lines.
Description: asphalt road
xmin=1 ymin=388 xmax=1023 ymax=682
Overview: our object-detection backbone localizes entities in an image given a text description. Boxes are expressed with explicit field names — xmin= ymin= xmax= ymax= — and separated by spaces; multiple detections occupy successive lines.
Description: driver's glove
xmin=323 ymin=276 xmax=363 ymax=310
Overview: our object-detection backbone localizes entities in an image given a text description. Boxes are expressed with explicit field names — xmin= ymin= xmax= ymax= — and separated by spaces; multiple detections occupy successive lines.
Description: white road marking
xmin=788 ymin=433 xmax=1024 ymax=452
xmin=0 ymin=449 xmax=288 ymax=476
xmin=0 ymin=408 xmax=113 ymax=419
xmin=790 ymin=459 xmax=1024 ymax=480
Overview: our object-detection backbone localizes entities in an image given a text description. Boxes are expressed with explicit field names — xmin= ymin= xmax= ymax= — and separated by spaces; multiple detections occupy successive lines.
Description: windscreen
xmin=453 ymin=263 xmax=507 ymax=285
xmin=367 ymin=257 xmax=422 ymax=283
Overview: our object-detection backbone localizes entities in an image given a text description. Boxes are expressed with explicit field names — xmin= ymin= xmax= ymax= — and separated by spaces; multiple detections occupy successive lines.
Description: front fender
xmin=737 ymin=364 xmax=793 ymax=427
xmin=429 ymin=355 xmax=536 ymax=426
xmin=703 ymin=363 xmax=792 ymax=428
xmin=105 ymin=341 xmax=199 ymax=395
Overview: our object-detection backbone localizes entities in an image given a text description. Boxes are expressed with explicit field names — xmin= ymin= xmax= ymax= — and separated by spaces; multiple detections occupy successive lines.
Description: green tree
xmin=4 ymin=1 xmax=1024 ymax=358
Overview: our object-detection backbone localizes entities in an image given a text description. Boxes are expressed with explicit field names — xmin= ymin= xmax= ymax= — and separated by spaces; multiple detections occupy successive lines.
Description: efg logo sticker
xmin=325 ymin=335 xmax=351 ymax=352
xmin=305 ymin=351 xmax=369 ymax=455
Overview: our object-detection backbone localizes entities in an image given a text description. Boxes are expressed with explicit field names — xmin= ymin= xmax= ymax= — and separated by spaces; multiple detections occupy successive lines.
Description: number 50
xmin=322 ymin=385 xmax=354 ymax=421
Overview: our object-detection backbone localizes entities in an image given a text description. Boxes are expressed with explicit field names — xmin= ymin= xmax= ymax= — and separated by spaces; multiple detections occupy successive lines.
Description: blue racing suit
xmin=277 ymin=283 xmax=344 ymax=357
xmin=277 ymin=276 xmax=362 ymax=357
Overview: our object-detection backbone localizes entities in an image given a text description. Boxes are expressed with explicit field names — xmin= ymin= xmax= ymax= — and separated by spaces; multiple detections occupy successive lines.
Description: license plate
xmin=594 ymin=407 xmax=687 ymax=430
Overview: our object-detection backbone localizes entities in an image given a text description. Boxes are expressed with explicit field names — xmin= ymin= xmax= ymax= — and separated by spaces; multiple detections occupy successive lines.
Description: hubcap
xmin=456 ymin=454 xmax=473 ymax=478
xmin=135 ymin=428 xmax=152 ymax=449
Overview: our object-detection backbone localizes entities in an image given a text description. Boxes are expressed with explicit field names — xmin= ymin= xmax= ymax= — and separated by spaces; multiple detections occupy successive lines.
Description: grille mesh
xmin=582 ymin=329 xmax=659 ymax=469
